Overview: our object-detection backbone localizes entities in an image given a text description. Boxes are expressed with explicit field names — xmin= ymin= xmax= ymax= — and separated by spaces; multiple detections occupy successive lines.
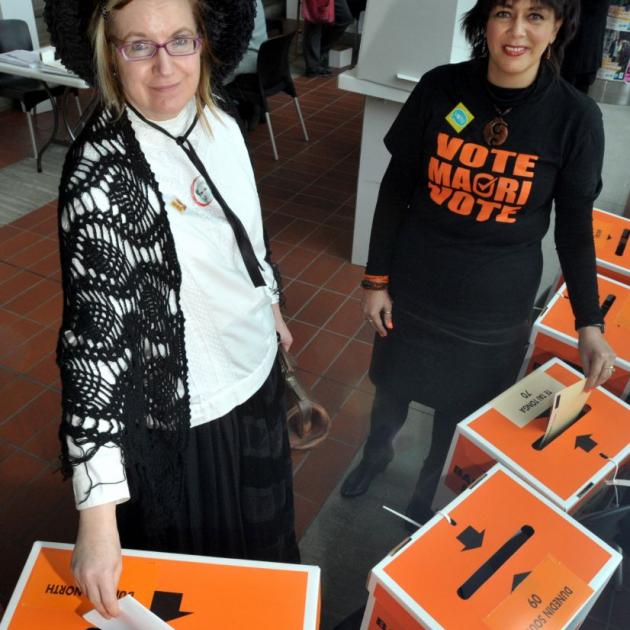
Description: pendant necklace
xmin=483 ymin=105 xmax=512 ymax=147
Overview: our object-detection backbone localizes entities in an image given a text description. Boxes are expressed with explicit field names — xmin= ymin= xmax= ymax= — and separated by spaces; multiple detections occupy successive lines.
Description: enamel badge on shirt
xmin=446 ymin=102 xmax=474 ymax=133
xmin=170 ymin=197 xmax=187 ymax=213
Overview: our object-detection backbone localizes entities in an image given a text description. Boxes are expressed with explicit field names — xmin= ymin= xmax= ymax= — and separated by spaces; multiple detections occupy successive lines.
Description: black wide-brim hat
xmin=43 ymin=0 xmax=256 ymax=86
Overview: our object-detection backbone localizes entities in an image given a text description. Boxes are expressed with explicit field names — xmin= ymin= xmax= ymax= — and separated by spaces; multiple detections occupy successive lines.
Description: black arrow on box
xmin=150 ymin=591 xmax=192 ymax=622
xmin=575 ymin=434 xmax=597 ymax=453
xmin=511 ymin=572 xmax=532 ymax=592
xmin=457 ymin=526 xmax=485 ymax=551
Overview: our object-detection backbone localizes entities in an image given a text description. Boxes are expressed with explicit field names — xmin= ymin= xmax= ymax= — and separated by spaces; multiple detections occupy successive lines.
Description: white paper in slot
xmin=84 ymin=595 xmax=173 ymax=629
xmin=539 ymin=379 xmax=591 ymax=447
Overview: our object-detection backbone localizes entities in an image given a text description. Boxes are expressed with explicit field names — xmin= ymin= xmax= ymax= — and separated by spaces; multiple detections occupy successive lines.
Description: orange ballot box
xmin=361 ymin=465 xmax=621 ymax=630
xmin=591 ymin=208 xmax=630 ymax=286
xmin=547 ymin=208 xmax=630 ymax=297
xmin=522 ymin=274 xmax=630 ymax=398
xmin=0 ymin=542 xmax=320 ymax=630
xmin=433 ymin=358 xmax=630 ymax=514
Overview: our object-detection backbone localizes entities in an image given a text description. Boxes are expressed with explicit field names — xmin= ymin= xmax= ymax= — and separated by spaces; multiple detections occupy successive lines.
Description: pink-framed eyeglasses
xmin=115 ymin=36 xmax=202 ymax=61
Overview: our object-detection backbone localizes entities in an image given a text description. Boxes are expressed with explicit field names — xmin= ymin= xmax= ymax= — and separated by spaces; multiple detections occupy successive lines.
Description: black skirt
xmin=369 ymin=307 xmax=530 ymax=417
xmin=117 ymin=358 xmax=300 ymax=564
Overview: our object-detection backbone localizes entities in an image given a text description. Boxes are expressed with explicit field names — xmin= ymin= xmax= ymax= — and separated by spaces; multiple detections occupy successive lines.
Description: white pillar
xmin=340 ymin=0 xmax=475 ymax=264
xmin=0 ymin=0 xmax=40 ymax=49
xmin=285 ymin=0 xmax=299 ymax=20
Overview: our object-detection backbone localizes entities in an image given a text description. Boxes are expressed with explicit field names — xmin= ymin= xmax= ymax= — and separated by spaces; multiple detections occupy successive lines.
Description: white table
xmin=0 ymin=60 xmax=92 ymax=172
xmin=0 ymin=60 xmax=89 ymax=89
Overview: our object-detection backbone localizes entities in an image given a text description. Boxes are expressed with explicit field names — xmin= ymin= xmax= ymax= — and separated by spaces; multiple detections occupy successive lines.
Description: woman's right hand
xmin=362 ymin=288 xmax=394 ymax=337
xmin=72 ymin=502 xmax=122 ymax=619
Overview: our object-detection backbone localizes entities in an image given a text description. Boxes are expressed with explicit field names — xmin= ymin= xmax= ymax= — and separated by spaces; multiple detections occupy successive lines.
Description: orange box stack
xmin=523 ymin=275 xmax=629 ymax=398
xmin=590 ymin=208 xmax=630 ymax=286
xmin=546 ymin=208 xmax=629 ymax=299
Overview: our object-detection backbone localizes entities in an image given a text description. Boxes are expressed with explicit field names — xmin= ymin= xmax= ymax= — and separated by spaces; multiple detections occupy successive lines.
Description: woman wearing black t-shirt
xmin=340 ymin=0 xmax=617 ymax=524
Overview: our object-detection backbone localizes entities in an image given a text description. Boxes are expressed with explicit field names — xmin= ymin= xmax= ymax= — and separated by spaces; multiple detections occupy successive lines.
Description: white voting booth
xmin=338 ymin=0 xmax=475 ymax=265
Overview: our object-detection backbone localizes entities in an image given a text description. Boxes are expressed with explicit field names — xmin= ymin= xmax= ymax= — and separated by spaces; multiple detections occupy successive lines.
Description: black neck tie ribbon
xmin=127 ymin=102 xmax=265 ymax=288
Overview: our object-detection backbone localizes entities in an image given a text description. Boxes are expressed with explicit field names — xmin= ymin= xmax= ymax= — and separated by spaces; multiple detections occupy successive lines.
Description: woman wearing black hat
xmin=45 ymin=0 xmax=298 ymax=619
xmin=341 ymin=0 xmax=617 ymax=521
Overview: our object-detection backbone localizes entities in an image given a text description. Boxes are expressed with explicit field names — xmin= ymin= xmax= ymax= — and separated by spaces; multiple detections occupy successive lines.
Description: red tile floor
xmin=0 ymin=75 xmax=375 ymax=606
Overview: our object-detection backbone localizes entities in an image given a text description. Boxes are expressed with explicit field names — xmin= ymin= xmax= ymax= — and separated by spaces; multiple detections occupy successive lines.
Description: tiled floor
xmin=0 ymin=74 xmax=375 ymax=608
xmin=1 ymin=73 xmax=628 ymax=630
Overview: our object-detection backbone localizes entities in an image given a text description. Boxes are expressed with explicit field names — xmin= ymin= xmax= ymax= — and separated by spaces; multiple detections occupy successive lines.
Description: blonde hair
xmin=89 ymin=0 xmax=216 ymax=122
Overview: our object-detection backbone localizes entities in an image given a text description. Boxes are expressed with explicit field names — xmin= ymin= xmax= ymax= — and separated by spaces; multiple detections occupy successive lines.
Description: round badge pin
xmin=191 ymin=176 xmax=214 ymax=207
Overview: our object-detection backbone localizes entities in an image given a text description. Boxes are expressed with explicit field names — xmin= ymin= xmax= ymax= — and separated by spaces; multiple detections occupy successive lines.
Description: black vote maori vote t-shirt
xmin=367 ymin=58 xmax=604 ymax=332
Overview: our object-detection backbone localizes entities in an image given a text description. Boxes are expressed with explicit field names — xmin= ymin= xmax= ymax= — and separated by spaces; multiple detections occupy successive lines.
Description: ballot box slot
xmin=531 ymin=404 xmax=592 ymax=451
xmin=467 ymin=471 xmax=489 ymax=492
xmin=457 ymin=525 xmax=535 ymax=600
xmin=576 ymin=481 xmax=594 ymax=499
xmin=600 ymin=294 xmax=616 ymax=317
xmin=615 ymin=229 xmax=629 ymax=257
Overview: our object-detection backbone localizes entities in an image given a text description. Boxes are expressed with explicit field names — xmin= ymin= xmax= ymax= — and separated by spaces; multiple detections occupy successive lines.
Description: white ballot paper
xmin=539 ymin=379 xmax=591 ymax=448
xmin=84 ymin=595 xmax=173 ymax=629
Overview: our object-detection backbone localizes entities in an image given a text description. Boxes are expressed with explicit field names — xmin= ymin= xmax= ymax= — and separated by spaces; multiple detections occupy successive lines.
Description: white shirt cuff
xmin=70 ymin=442 xmax=131 ymax=510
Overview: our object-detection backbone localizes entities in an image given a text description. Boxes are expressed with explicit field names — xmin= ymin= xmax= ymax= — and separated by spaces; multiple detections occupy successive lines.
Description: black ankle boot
xmin=340 ymin=449 xmax=394 ymax=498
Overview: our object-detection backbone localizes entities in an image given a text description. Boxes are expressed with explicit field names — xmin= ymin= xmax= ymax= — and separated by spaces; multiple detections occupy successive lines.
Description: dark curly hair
xmin=462 ymin=0 xmax=580 ymax=73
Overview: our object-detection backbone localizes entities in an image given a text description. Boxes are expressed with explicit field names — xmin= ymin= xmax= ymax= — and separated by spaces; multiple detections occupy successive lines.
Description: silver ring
xmin=605 ymin=365 xmax=615 ymax=374
xmin=383 ymin=311 xmax=392 ymax=315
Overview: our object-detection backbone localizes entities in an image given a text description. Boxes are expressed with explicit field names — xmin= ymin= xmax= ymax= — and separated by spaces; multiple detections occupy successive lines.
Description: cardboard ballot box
xmin=548 ymin=208 xmax=630 ymax=296
xmin=433 ymin=358 xmax=630 ymax=514
xmin=591 ymin=208 xmax=630 ymax=286
xmin=523 ymin=274 xmax=629 ymax=398
xmin=361 ymin=465 xmax=621 ymax=630
xmin=0 ymin=542 xmax=320 ymax=629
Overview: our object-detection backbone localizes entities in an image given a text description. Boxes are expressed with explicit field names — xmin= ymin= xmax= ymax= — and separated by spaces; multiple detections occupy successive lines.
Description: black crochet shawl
xmin=57 ymin=105 xmax=192 ymax=530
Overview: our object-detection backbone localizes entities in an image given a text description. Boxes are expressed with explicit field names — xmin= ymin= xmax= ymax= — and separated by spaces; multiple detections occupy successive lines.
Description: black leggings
xmin=363 ymin=387 xmax=460 ymax=519
xmin=364 ymin=317 xmax=529 ymax=519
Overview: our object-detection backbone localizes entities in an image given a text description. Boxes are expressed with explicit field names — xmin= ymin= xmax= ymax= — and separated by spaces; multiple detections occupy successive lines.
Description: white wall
xmin=450 ymin=0 xmax=476 ymax=62
xmin=597 ymin=103 xmax=630 ymax=216
xmin=356 ymin=0 xmax=473 ymax=91
xmin=285 ymin=0 xmax=299 ymax=20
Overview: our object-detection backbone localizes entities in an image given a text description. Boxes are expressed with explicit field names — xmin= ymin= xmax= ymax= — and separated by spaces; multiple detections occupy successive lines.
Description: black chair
xmin=230 ymin=30 xmax=309 ymax=160
xmin=0 ymin=19 xmax=81 ymax=167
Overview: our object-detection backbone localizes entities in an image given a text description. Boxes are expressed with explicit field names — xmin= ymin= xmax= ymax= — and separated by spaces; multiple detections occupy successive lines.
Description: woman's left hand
xmin=577 ymin=325 xmax=616 ymax=391
xmin=272 ymin=303 xmax=293 ymax=352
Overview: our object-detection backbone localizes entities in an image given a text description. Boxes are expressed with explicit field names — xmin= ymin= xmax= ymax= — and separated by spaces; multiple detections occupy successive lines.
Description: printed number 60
xmin=528 ymin=594 xmax=542 ymax=609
